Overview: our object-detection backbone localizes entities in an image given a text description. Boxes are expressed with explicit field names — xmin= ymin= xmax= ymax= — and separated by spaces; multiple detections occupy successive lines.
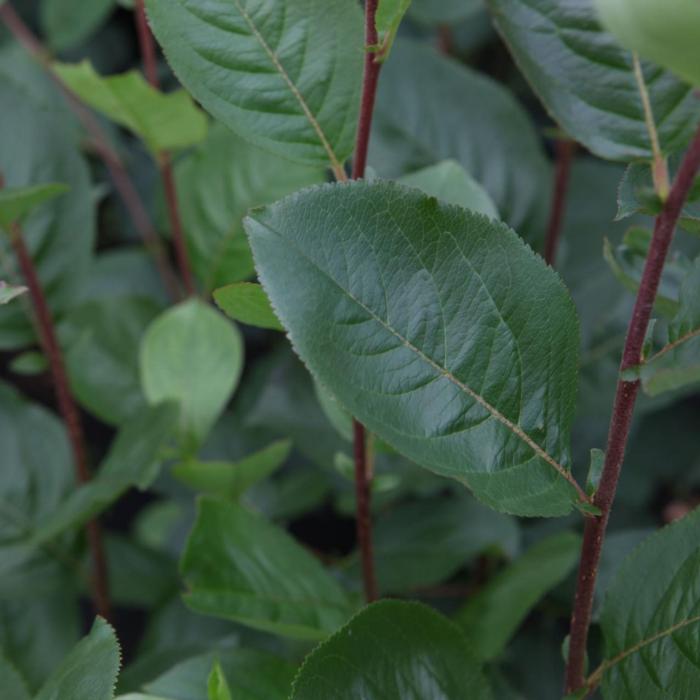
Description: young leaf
xmin=53 ymin=61 xmax=207 ymax=155
xmin=145 ymin=0 xmax=363 ymax=169
xmin=34 ymin=618 xmax=121 ymax=700
xmin=245 ymin=180 xmax=583 ymax=517
xmin=207 ymin=662 xmax=232 ymax=700
xmin=595 ymin=508 xmax=700 ymax=697
xmin=140 ymin=300 xmax=243 ymax=450
xmin=486 ymin=0 xmax=700 ymax=161
xmin=456 ymin=532 xmax=581 ymax=660
xmin=41 ymin=0 xmax=116 ymax=51
xmin=181 ymin=498 xmax=354 ymax=639
xmin=0 ymin=183 xmax=69 ymax=228
xmin=176 ymin=124 xmax=323 ymax=292
xmin=0 ymin=282 xmax=27 ymax=306
xmin=290 ymin=600 xmax=492 ymax=699
xmin=375 ymin=0 xmax=411 ymax=60
xmin=370 ymin=40 xmax=550 ymax=237
xmin=398 ymin=160 xmax=499 ymax=218
xmin=171 ymin=440 xmax=292 ymax=498
xmin=213 ymin=283 xmax=283 ymax=332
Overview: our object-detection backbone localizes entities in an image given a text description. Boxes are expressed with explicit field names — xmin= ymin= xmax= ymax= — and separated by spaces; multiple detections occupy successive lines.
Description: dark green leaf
xmin=0 ymin=652 xmax=30 ymax=700
xmin=245 ymin=180 xmax=582 ymax=517
xmin=0 ymin=183 xmax=69 ymax=228
xmin=41 ymin=0 xmax=116 ymax=51
xmin=181 ymin=498 xmax=354 ymax=639
xmin=213 ymin=283 xmax=283 ymax=332
xmin=487 ymin=0 xmax=700 ymax=160
xmin=140 ymin=300 xmax=243 ymax=450
xmin=290 ymin=600 xmax=492 ymax=700
xmin=456 ymin=532 xmax=581 ymax=660
xmin=145 ymin=0 xmax=363 ymax=169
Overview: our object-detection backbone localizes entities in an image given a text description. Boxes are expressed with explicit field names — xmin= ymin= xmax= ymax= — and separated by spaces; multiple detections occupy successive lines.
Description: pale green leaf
xmin=34 ymin=618 xmax=121 ymax=700
xmin=0 ymin=282 xmax=26 ymax=306
xmin=0 ymin=183 xmax=69 ymax=228
xmin=207 ymin=662 xmax=232 ymax=700
xmin=290 ymin=600 xmax=493 ymax=700
xmin=376 ymin=0 xmax=411 ymax=35
xmin=140 ymin=300 xmax=243 ymax=450
xmin=245 ymin=180 xmax=583 ymax=517
xmin=456 ymin=532 xmax=581 ymax=660
xmin=171 ymin=439 xmax=291 ymax=497
xmin=181 ymin=498 xmax=354 ymax=639
xmin=145 ymin=0 xmax=363 ymax=168
xmin=53 ymin=60 xmax=207 ymax=154
xmin=213 ymin=282 xmax=283 ymax=332
xmin=486 ymin=0 xmax=700 ymax=160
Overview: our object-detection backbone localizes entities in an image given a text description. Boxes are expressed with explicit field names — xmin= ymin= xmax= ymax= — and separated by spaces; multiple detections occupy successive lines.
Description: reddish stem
xmin=0 ymin=1 xmax=181 ymax=301
xmin=348 ymin=0 xmax=382 ymax=604
xmin=544 ymin=139 xmax=575 ymax=266
xmin=133 ymin=0 xmax=196 ymax=296
xmin=9 ymin=221 xmax=111 ymax=621
xmin=565 ymin=123 xmax=700 ymax=693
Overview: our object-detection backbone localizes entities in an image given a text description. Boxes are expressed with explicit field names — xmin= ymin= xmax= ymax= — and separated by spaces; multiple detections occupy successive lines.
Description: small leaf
xmin=171 ymin=440 xmax=291 ymax=498
xmin=456 ymin=532 xmax=581 ymax=660
xmin=586 ymin=449 xmax=605 ymax=496
xmin=290 ymin=600 xmax=492 ymax=700
xmin=213 ymin=282 xmax=283 ymax=331
xmin=34 ymin=618 xmax=121 ymax=700
xmin=245 ymin=180 xmax=583 ymax=517
xmin=0 ymin=281 xmax=27 ymax=305
xmin=207 ymin=661 xmax=232 ymax=700
xmin=9 ymin=350 xmax=46 ymax=375
xmin=375 ymin=0 xmax=411 ymax=60
xmin=53 ymin=60 xmax=207 ymax=155
xmin=140 ymin=300 xmax=243 ymax=450
xmin=181 ymin=498 xmax=354 ymax=639
xmin=575 ymin=501 xmax=603 ymax=517
xmin=0 ymin=183 xmax=69 ymax=228
xmin=145 ymin=0 xmax=363 ymax=168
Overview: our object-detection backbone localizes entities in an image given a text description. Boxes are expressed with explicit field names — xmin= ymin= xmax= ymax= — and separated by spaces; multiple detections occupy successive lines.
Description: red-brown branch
xmin=8 ymin=221 xmax=111 ymax=621
xmin=565 ymin=123 xmax=700 ymax=693
xmin=0 ymin=1 xmax=181 ymax=301
xmin=133 ymin=0 xmax=196 ymax=295
xmin=544 ymin=139 xmax=575 ymax=266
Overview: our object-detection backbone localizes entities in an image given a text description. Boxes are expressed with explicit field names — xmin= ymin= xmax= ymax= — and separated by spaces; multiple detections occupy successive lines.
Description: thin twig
xmin=544 ymin=139 xmax=575 ymax=266
xmin=6 ymin=212 xmax=111 ymax=620
xmin=565 ymin=123 xmax=700 ymax=693
xmin=0 ymin=1 xmax=181 ymax=301
xmin=134 ymin=0 xmax=196 ymax=295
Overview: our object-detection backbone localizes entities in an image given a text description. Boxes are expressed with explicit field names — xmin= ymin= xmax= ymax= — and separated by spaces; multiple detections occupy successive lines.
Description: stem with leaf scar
xmin=565 ymin=123 xmax=700 ymax=694
xmin=348 ymin=0 xmax=382 ymax=604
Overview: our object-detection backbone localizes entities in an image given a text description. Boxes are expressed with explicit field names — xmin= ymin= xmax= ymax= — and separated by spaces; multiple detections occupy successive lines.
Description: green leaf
xmin=0 ymin=282 xmax=27 ymax=306
xmin=486 ymin=0 xmax=700 ymax=160
xmin=245 ymin=180 xmax=582 ymax=517
xmin=63 ymin=296 xmax=162 ymax=426
xmin=456 ymin=532 xmax=581 ymax=660
xmin=145 ymin=0 xmax=363 ymax=169
xmin=176 ymin=124 xmax=323 ymax=292
xmin=9 ymin=350 xmax=46 ymax=375
xmin=398 ymin=160 xmax=499 ymax=218
xmin=596 ymin=508 xmax=700 ymax=697
xmin=140 ymin=300 xmax=243 ymax=450
xmin=0 ymin=652 xmax=30 ymax=700
xmin=0 ymin=183 xmax=69 ymax=228
xmin=290 ymin=600 xmax=492 ymax=700
xmin=586 ymin=448 xmax=605 ymax=495
xmin=595 ymin=0 xmax=700 ymax=88
xmin=41 ymin=0 xmax=116 ymax=51
xmin=172 ymin=440 xmax=292 ymax=497
xmin=181 ymin=498 xmax=354 ymax=639
xmin=370 ymin=40 xmax=550 ymax=238
xmin=375 ymin=0 xmax=411 ymax=60
xmin=343 ymin=495 xmax=519 ymax=594
xmin=53 ymin=60 xmax=207 ymax=155
xmin=213 ymin=283 xmax=283 ymax=332
xmin=207 ymin=662 xmax=232 ymax=700
xmin=34 ymin=618 xmax=121 ymax=700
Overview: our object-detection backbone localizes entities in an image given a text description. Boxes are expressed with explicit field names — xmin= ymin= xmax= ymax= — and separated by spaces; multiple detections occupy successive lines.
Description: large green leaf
xmin=140 ymin=300 xmax=244 ymax=450
xmin=176 ymin=125 xmax=322 ymax=292
xmin=54 ymin=61 xmax=207 ymax=155
xmin=41 ymin=0 xmax=116 ymax=51
xmin=290 ymin=600 xmax=492 ymax=700
xmin=486 ymin=0 xmax=700 ymax=161
xmin=369 ymin=40 xmax=550 ymax=238
xmin=456 ymin=531 xmax=581 ymax=660
xmin=595 ymin=508 xmax=700 ymax=698
xmin=181 ymin=498 xmax=354 ymax=639
xmin=34 ymin=618 xmax=121 ymax=700
xmin=145 ymin=0 xmax=363 ymax=169
xmin=344 ymin=495 xmax=519 ymax=594
xmin=245 ymin=180 xmax=583 ymax=517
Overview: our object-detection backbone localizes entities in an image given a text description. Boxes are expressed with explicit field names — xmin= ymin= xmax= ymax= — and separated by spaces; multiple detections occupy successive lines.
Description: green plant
xmin=1 ymin=0 xmax=700 ymax=698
